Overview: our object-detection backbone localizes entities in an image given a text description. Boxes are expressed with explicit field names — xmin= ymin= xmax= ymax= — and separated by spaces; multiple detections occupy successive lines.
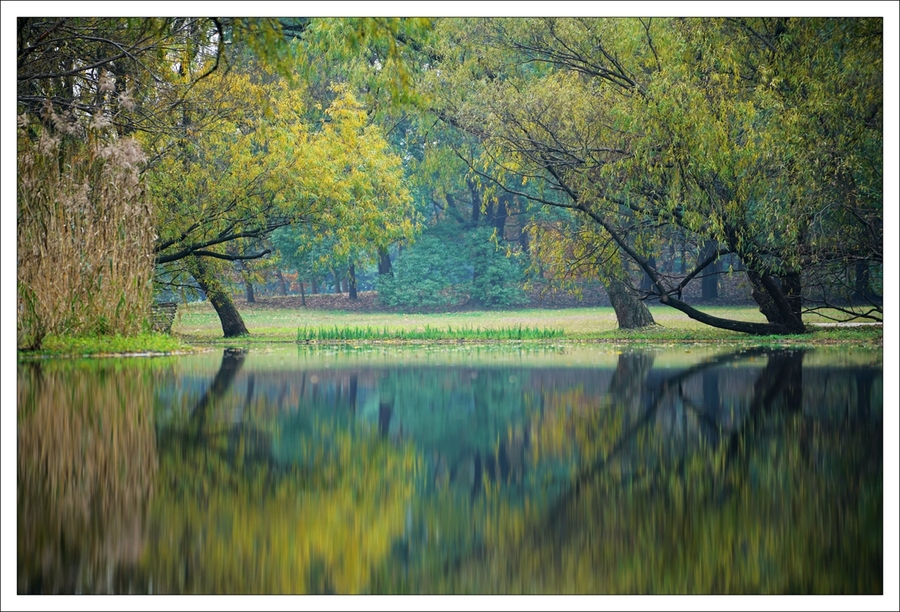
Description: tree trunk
xmin=781 ymin=271 xmax=802 ymax=318
xmin=311 ymin=276 xmax=319 ymax=295
xmin=747 ymin=271 xmax=781 ymax=323
xmin=519 ymin=223 xmax=530 ymax=255
xmin=230 ymin=251 xmax=256 ymax=303
xmin=746 ymin=270 xmax=804 ymax=332
xmin=854 ymin=261 xmax=872 ymax=301
xmin=377 ymin=247 xmax=393 ymax=276
xmin=467 ymin=176 xmax=482 ymax=226
xmin=470 ymin=262 xmax=484 ymax=309
xmin=188 ymin=255 xmax=249 ymax=338
xmin=700 ymin=240 xmax=719 ymax=300
xmin=606 ymin=264 xmax=655 ymax=329
xmin=348 ymin=262 xmax=358 ymax=300
xmin=701 ymin=267 xmax=719 ymax=300
xmin=244 ymin=276 xmax=255 ymax=303
xmin=493 ymin=193 xmax=510 ymax=238
xmin=299 ymin=279 xmax=306 ymax=307
xmin=668 ymin=241 xmax=677 ymax=276
xmin=275 ymin=269 xmax=288 ymax=296
xmin=661 ymin=294 xmax=802 ymax=335
xmin=640 ymin=256 xmax=657 ymax=294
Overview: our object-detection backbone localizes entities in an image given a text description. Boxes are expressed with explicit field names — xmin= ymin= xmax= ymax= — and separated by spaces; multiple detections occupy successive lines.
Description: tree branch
xmin=191 ymin=248 xmax=272 ymax=262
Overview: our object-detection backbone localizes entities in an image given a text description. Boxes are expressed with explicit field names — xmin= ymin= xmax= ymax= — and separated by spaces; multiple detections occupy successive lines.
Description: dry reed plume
xmin=17 ymin=108 xmax=155 ymax=349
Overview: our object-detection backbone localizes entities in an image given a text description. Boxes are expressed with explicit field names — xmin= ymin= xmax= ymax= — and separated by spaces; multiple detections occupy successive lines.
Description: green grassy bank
xmin=171 ymin=303 xmax=882 ymax=346
xmin=17 ymin=304 xmax=882 ymax=359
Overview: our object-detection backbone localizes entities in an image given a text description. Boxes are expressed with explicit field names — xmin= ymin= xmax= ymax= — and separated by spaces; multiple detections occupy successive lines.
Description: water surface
xmin=17 ymin=344 xmax=883 ymax=594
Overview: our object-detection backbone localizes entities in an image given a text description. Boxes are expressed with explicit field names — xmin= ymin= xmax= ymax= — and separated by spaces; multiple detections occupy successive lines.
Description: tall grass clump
xmin=296 ymin=324 xmax=564 ymax=342
xmin=17 ymin=108 xmax=155 ymax=350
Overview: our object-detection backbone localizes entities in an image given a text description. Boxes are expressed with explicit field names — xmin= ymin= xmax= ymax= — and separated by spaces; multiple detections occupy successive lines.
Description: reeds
xmin=17 ymin=110 xmax=155 ymax=349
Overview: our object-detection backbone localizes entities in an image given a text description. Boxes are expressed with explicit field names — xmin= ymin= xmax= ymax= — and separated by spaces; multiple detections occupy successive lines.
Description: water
xmin=16 ymin=344 xmax=883 ymax=594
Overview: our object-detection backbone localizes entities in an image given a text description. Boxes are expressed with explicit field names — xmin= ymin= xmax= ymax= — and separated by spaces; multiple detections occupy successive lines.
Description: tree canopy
xmin=418 ymin=17 xmax=883 ymax=334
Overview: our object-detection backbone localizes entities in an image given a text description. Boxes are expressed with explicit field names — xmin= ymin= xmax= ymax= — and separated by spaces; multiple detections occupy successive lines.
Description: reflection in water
xmin=17 ymin=360 xmax=157 ymax=594
xmin=437 ymin=348 xmax=882 ymax=595
xmin=146 ymin=348 xmax=416 ymax=594
xmin=17 ymin=346 xmax=883 ymax=594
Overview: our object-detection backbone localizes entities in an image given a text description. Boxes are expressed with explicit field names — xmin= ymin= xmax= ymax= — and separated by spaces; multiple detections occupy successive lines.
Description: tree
xmin=18 ymin=17 xmax=424 ymax=340
xmin=16 ymin=17 xmax=290 ymax=344
xmin=17 ymin=18 xmax=289 ymax=143
xmin=266 ymin=84 xmax=421 ymax=304
xmin=302 ymin=85 xmax=421 ymax=293
xmin=420 ymin=17 xmax=882 ymax=335
xmin=143 ymin=41 xmax=418 ymax=334
xmin=413 ymin=18 xmax=657 ymax=329
xmin=270 ymin=226 xmax=334 ymax=303
xmin=525 ymin=214 xmax=657 ymax=328
xmin=142 ymin=64 xmax=305 ymax=336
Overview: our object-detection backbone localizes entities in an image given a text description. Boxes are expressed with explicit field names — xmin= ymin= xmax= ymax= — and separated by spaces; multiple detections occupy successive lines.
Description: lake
xmin=16 ymin=344 xmax=883 ymax=594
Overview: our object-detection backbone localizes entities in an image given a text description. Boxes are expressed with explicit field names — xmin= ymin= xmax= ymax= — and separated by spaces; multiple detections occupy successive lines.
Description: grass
xmin=21 ymin=332 xmax=196 ymax=359
xmin=19 ymin=303 xmax=880 ymax=358
xmin=172 ymin=302 xmax=882 ymax=347
xmin=296 ymin=324 xmax=564 ymax=342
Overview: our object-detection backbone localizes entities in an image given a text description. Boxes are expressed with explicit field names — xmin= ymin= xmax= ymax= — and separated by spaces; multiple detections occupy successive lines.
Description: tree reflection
xmin=20 ymin=347 xmax=880 ymax=595
xmin=146 ymin=348 xmax=418 ymax=594
xmin=422 ymin=348 xmax=882 ymax=595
